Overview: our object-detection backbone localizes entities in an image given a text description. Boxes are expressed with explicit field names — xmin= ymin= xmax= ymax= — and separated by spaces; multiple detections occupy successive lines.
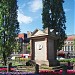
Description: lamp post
xmin=22 ymin=42 xmax=26 ymax=54
xmin=19 ymin=38 xmax=23 ymax=54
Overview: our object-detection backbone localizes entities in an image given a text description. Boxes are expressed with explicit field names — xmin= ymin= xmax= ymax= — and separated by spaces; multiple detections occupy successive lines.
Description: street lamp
xmin=18 ymin=38 xmax=23 ymax=54
xmin=22 ymin=42 xmax=26 ymax=54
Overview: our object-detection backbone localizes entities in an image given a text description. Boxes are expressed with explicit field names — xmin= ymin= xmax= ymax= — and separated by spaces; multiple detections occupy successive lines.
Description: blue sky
xmin=17 ymin=0 xmax=75 ymax=35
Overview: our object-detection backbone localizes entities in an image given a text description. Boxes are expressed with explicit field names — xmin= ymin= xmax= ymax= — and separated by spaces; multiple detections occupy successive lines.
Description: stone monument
xmin=30 ymin=28 xmax=59 ymax=66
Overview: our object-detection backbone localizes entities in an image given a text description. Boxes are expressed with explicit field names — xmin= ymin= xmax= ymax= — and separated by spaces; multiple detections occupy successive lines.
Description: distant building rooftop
xmin=18 ymin=33 xmax=27 ymax=40
xmin=66 ymin=35 xmax=75 ymax=41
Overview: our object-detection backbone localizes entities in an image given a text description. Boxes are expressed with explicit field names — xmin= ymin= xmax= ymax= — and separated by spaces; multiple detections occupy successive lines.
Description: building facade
xmin=63 ymin=35 xmax=75 ymax=58
xmin=15 ymin=33 xmax=30 ymax=54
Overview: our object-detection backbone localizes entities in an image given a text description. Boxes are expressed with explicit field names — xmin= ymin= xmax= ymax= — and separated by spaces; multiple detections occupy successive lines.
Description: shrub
xmin=58 ymin=59 xmax=70 ymax=62
xmin=58 ymin=58 xmax=75 ymax=63
xmin=26 ymin=60 xmax=36 ymax=66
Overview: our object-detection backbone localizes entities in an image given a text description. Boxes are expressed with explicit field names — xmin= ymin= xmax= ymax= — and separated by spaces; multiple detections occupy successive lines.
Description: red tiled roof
xmin=18 ymin=34 xmax=24 ymax=40
xmin=66 ymin=35 xmax=75 ymax=41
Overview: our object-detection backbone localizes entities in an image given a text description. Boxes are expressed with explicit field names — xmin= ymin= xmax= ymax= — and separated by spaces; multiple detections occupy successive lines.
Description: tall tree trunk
xmin=3 ymin=52 xmax=7 ymax=66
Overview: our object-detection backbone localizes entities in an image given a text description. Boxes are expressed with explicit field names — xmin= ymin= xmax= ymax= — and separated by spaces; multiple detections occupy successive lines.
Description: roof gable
xmin=31 ymin=29 xmax=48 ymax=37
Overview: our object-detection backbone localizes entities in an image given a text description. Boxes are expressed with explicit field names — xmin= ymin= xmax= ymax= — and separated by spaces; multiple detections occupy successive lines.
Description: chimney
xmin=27 ymin=31 xmax=32 ymax=38
xmin=43 ymin=28 xmax=48 ymax=34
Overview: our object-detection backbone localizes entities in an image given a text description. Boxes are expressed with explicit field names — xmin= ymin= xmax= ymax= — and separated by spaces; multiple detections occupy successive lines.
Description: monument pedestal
xmin=30 ymin=28 xmax=59 ymax=66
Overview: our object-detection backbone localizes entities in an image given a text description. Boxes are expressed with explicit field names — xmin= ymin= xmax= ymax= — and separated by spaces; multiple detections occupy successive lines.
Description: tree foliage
xmin=42 ymin=0 xmax=67 ymax=50
xmin=0 ymin=0 xmax=20 ymax=65
xmin=27 ymin=44 xmax=30 ymax=54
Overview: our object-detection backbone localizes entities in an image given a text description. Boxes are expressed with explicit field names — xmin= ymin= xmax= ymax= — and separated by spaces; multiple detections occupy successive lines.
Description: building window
xmin=65 ymin=46 xmax=67 ymax=51
xmin=68 ymin=42 xmax=70 ymax=44
xmin=71 ymin=46 xmax=73 ymax=51
xmin=68 ymin=46 xmax=70 ymax=51
xmin=71 ymin=42 xmax=73 ymax=44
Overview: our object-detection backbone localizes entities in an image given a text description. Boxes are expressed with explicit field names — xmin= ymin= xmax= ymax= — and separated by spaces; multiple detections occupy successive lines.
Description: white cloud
xmin=64 ymin=9 xmax=70 ymax=12
xmin=30 ymin=0 xmax=42 ymax=12
xmin=18 ymin=11 xmax=33 ymax=24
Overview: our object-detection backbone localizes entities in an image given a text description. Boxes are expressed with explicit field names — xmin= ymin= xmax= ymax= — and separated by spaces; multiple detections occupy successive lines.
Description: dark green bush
xmin=58 ymin=58 xmax=75 ymax=63
xmin=26 ymin=60 xmax=36 ymax=66
xmin=70 ymin=58 xmax=75 ymax=62
xmin=58 ymin=59 xmax=70 ymax=62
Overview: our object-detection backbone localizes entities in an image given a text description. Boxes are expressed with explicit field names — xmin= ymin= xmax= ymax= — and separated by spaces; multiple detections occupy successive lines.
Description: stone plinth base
xmin=35 ymin=60 xmax=60 ymax=66
xmin=35 ymin=60 xmax=49 ymax=66
xmin=49 ymin=60 xmax=60 ymax=66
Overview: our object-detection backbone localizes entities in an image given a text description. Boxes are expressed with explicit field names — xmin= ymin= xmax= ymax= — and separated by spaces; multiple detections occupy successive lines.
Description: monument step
xmin=16 ymin=66 xmax=35 ymax=72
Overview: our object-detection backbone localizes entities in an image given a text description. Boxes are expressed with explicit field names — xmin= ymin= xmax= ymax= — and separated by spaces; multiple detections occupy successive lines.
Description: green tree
xmin=14 ymin=38 xmax=23 ymax=54
xmin=0 ymin=0 xmax=20 ymax=65
xmin=42 ymin=0 xmax=67 ymax=50
xmin=27 ymin=44 xmax=30 ymax=54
